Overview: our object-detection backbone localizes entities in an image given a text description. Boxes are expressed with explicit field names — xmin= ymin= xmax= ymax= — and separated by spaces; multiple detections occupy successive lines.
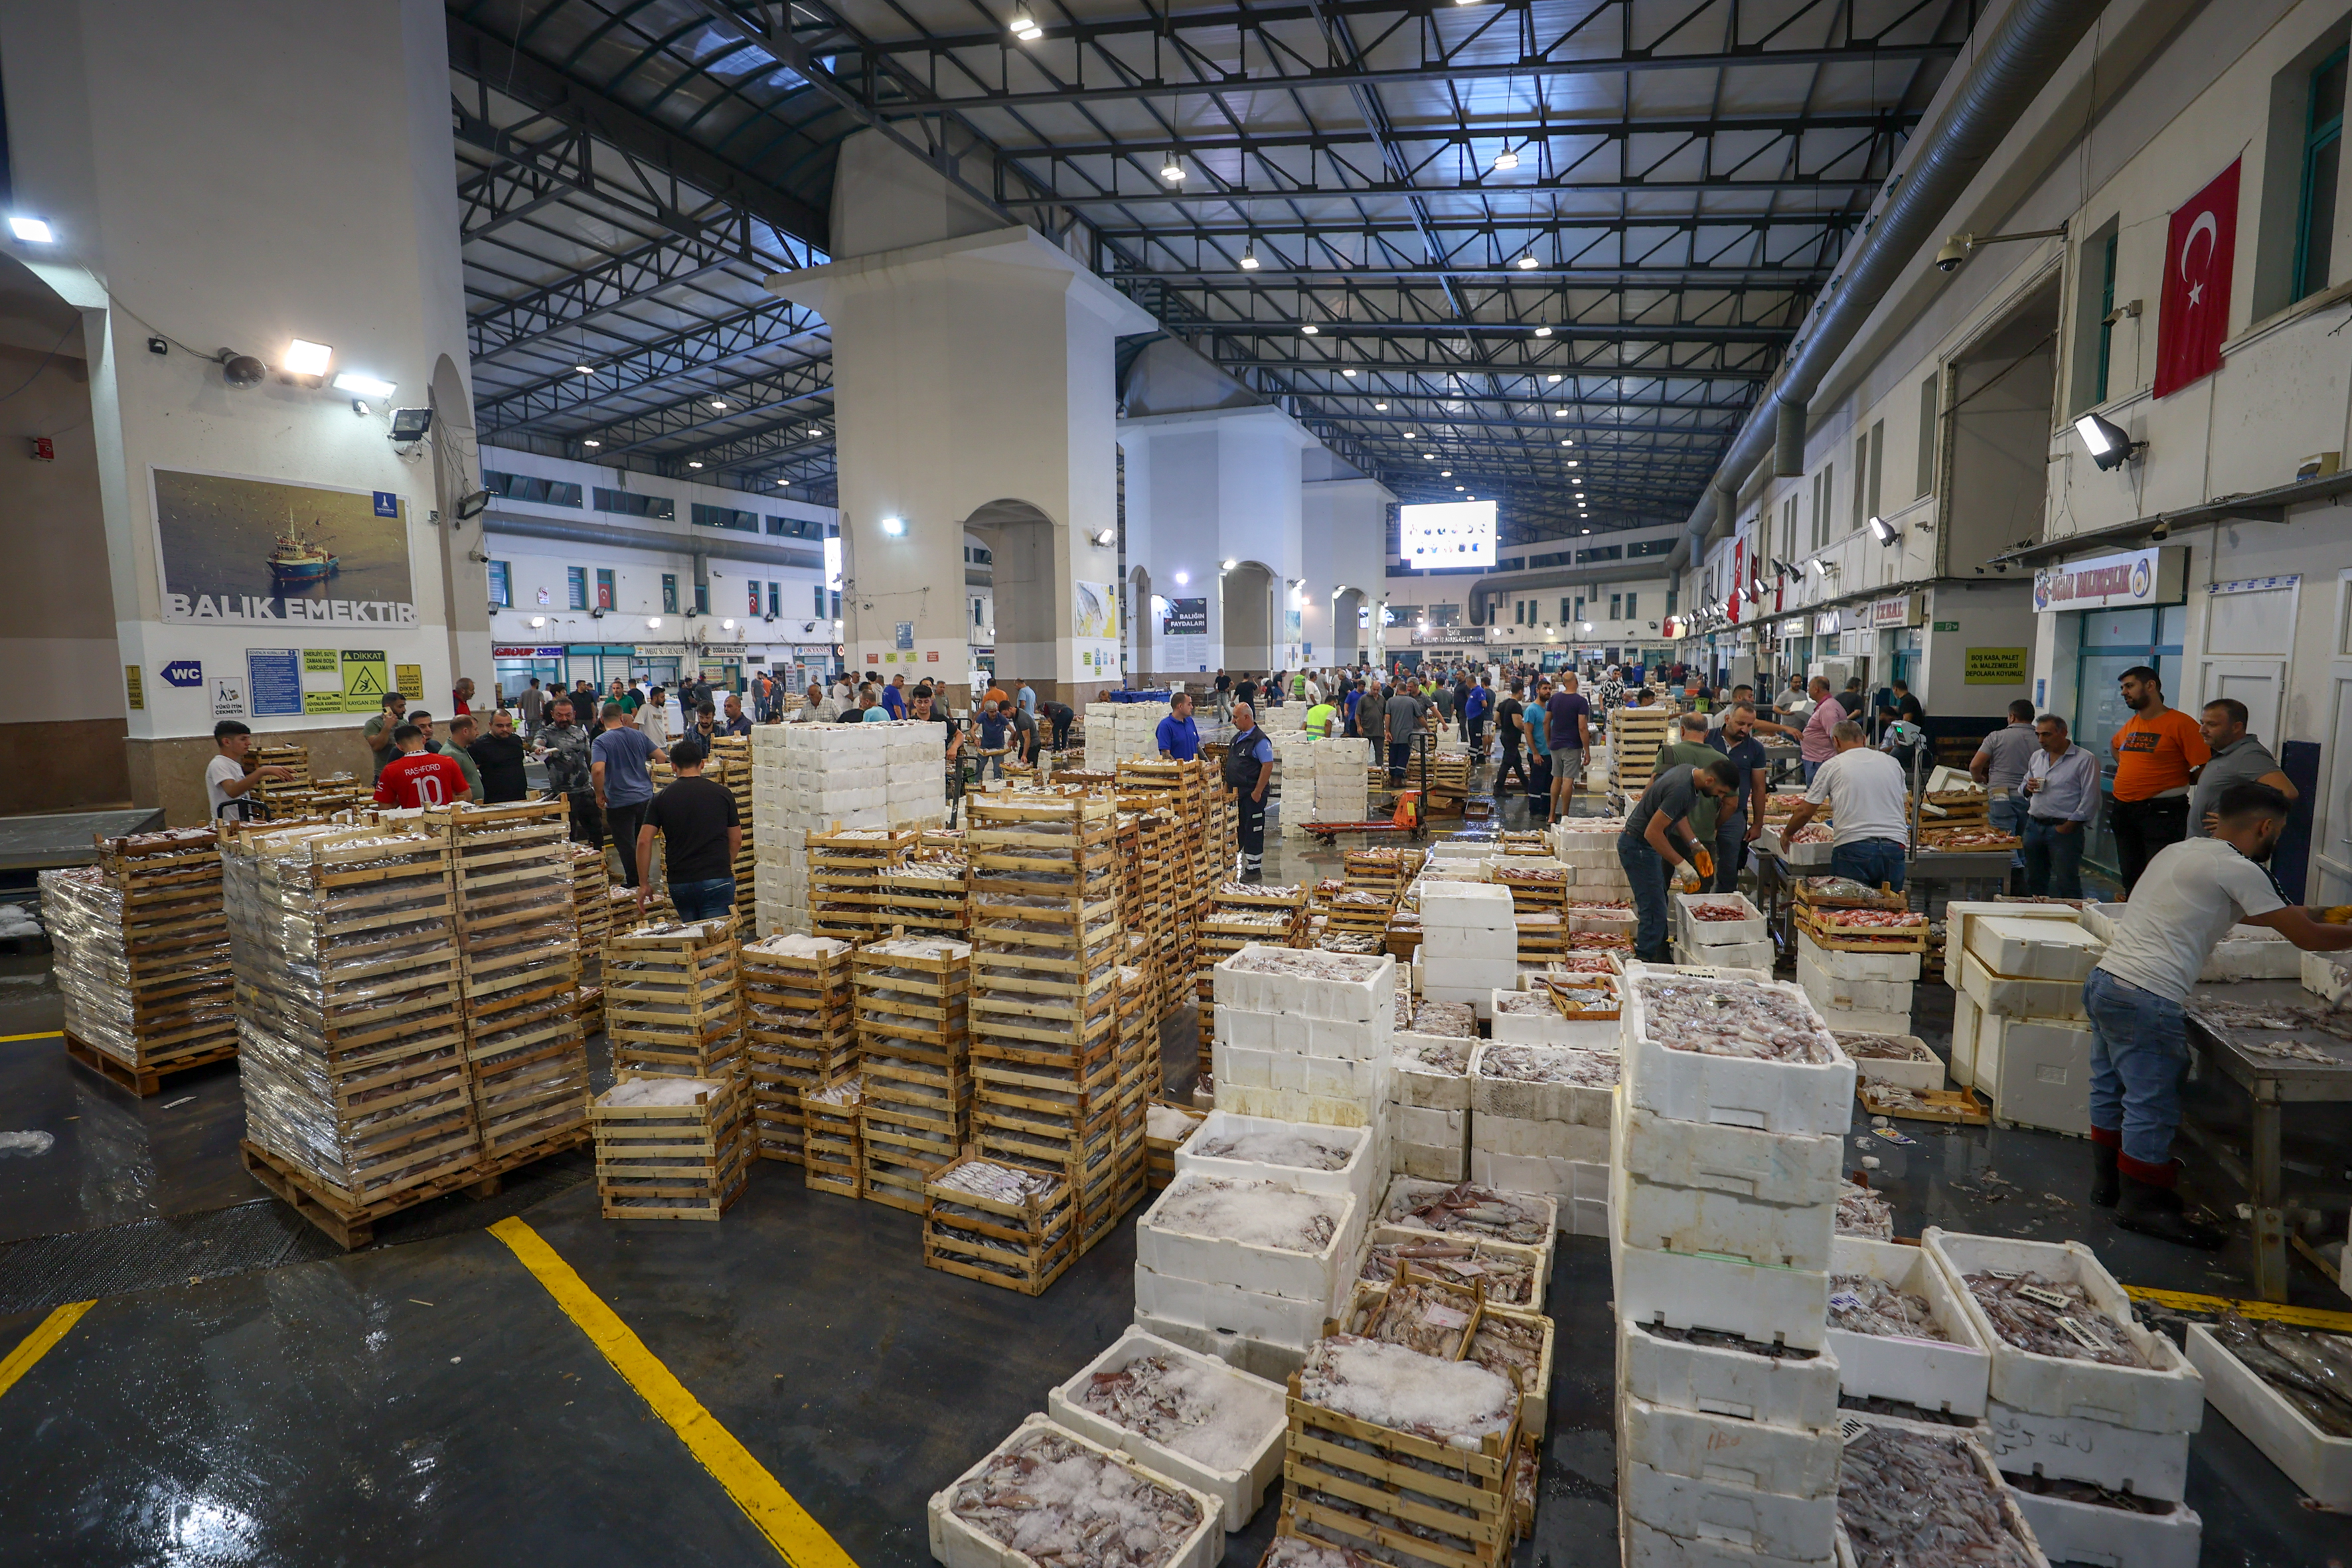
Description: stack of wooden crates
xmin=597 ymin=919 xmax=752 ymax=1217
xmin=740 ymin=932 xmax=857 ymax=1165
xmin=852 ymin=933 xmax=973 ymax=1212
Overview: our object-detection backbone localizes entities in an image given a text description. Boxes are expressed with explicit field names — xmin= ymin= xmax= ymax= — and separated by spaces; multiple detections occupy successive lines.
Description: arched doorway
xmin=1332 ymin=586 xmax=1367 ymax=666
xmin=1221 ymin=560 xmax=1276 ymax=672
xmin=963 ymin=497 xmax=1069 ymax=697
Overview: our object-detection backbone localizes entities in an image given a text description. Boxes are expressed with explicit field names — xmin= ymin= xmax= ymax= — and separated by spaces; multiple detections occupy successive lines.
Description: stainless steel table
xmin=2177 ymin=977 xmax=2352 ymax=1300
xmin=0 ymin=808 xmax=167 ymax=871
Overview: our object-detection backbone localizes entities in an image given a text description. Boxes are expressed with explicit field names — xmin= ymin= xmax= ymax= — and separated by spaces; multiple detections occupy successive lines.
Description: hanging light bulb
xmin=1516 ymin=249 xmax=1538 ymax=270
xmin=1300 ymin=322 xmax=1319 ymax=335
xmin=1009 ymin=6 xmax=1042 ymax=40
xmin=1492 ymin=147 xmax=1520 ymax=171
xmin=1239 ymin=242 xmax=1260 ymax=271
xmin=1160 ymin=149 xmax=1184 ymax=183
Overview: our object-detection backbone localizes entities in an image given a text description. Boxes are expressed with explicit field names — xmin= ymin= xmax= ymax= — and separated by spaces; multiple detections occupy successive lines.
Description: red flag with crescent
xmin=2154 ymin=159 xmax=2240 ymax=398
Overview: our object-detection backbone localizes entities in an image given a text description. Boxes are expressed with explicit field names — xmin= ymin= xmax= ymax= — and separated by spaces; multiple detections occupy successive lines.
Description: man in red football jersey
xmin=372 ymin=723 xmax=472 ymax=809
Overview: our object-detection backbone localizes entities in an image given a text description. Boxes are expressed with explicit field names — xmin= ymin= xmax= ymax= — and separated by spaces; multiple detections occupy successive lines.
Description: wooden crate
xmin=742 ymin=933 xmax=858 ymax=1164
xmin=808 ymin=825 xmax=915 ymax=941
xmin=570 ymin=842 xmax=613 ymax=955
xmin=877 ymin=855 xmax=970 ymax=938
xmin=1144 ymin=1099 xmax=1204 ymax=1189
xmin=801 ymin=1074 xmax=865 ymax=1198
xmin=1283 ymin=1358 xmax=1522 ymax=1568
xmin=590 ymin=1073 xmax=749 ymax=1221
xmin=602 ymin=917 xmax=746 ymax=1080
xmin=1794 ymin=907 xmax=1930 ymax=952
xmin=921 ymin=1148 xmax=1077 ymax=1295
xmin=852 ymin=934 xmax=973 ymax=1210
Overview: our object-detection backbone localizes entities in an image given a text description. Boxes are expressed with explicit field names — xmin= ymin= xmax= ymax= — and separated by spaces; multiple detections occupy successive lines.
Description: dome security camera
xmin=1934 ymin=236 xmax=1971 ymax=274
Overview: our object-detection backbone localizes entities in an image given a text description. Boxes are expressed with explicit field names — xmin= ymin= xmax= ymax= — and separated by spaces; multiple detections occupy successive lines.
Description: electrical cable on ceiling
xmin=0 ymin=319 xmax=82 ymax=408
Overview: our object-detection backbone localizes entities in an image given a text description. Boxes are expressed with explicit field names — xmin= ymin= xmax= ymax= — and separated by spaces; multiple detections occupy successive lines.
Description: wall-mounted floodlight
xmin=1009 ymin=7 xmax=1042 ymax=41
xmin=7 ymin=216 xmax=55 ymax=243
xmin=881 ymin=516 xmax=907 ymax=536
xmin=454 ymin=489 xmax=492 ymax=521
xmin=1936 ymin=222 xmax=2068 ymax=274
xmin=1091 ymin=528 xmax=1115 ymax=546
xmin=334 ymin=372 xmax=395 ymax=399
xmin=1221 ymin=558 xmax=1237 ymax=570
xmin=388 ymin=408 xmax=434 ymax=443
xmin=1867 ymin=514 xmax=1899 ymax=546
xmin=2074 ymin=412 xmax=2144 ymax=472
xmin=283 ymin=339 xmax=333 ymax=378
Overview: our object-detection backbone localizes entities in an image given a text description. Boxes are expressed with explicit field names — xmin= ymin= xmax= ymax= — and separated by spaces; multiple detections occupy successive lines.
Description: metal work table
xmin=2176 ymin=977 xmax=2352 ymax=1301
xmin=0 ymin=809 xmax=167 ymax=872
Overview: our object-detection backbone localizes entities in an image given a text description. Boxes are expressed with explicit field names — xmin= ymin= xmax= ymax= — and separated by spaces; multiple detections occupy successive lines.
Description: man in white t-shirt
xmin=2084 ymin=781 xmax=2352 ymax=1247
xmin=204 ymin=720 xmax=293 ymax=821
xmin=1780 ymin=719 xmax=1911 ymax=890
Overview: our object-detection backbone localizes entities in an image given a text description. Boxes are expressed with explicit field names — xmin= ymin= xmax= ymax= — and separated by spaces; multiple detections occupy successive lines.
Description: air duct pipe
xmin=480 ymin=511 xmax=826 ymax=574
xmin=1666 ymin=0 xmax=2111 ymax=576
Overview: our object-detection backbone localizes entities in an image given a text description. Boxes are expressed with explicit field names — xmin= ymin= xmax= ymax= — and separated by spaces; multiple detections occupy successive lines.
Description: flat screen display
xmin=1399 ymin=501 xmax=1496 ymax=569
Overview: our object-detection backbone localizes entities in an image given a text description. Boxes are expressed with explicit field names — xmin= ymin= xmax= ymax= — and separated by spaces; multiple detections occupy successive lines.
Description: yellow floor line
xmin=0 ymin=1031 xmax=64 ymax=1043
xmin=0 ymin=1300 xmax=95 ymax=1401
xmin=2124 ymin=1284 xmax=2352 ymax=1331
xmin=489 ymin=1217 xmax=858 ymax=1568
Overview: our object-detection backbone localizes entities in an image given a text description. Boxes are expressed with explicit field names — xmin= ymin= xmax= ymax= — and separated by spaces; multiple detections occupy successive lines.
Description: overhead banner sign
xmin=1410 ymin=627 xmax=1486 ymax=646
xmin=2032 ymin=544 xmax=2188 ymax=613
xmin=151 ymin=468 xmax=416 ymax=627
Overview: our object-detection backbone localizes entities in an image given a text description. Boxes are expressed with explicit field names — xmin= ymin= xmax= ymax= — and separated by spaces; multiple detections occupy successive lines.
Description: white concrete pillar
xmin=1302 ymin=475 xmax=1395 ymax=672
xmin=767 ymin=133 xmax=1153 ymax=703
xmin=0 ymin=0 xmax=481 ymax=821
xmin=1117 ymin=406 xmax=1316 ymax=684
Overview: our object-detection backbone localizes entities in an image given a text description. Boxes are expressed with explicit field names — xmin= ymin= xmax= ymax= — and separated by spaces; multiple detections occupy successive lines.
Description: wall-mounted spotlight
xmin=388 ymin=407 xmax=434 ymax=443
xmin=881 ymin=516 xmax=907 ymax=536
xmin=2074 ymin=411 xmax=2144 ymax=471
xmin=1867 ymin=514 xmax=1899 ymax=546
xmin=454 ymin=489 xmax=491 ymax=522
xmin=1091 ymin=528 xmax=1115 ymax=546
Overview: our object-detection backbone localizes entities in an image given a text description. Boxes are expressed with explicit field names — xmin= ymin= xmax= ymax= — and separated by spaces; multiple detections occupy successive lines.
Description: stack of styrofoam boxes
xmin=1672 ymin=890 xmax=1772 ymax=971
xmin=1272 ymin=727 xmax=1321 ymax=841
xmin=1132 ymin=1153 xmax=1362 ymax=1383
xmin=1825 ymin=1234 xmax=1992 ymax=1424
xmin=1388 ymin=1030 xmax=1472 ymax=1180
xmin=1929 ymin=1229 xmax=2205 ymax=1568
xmin=1417 ymin=882 xmax=1520 ymax=1020
xmin=1942 ymin=903 xmax=2079 ymax=1095
xmin=1795 ymin=928 xmax=1917 ymax=1038
xmin=1613 ymin=963 xmax=1853 ymax=1568
xmin=1084 ymin=700 xmax=1172 ymax=772
xmin=1551 ymin=817 xmax=1634 ymax=902
xmin=1208 ymin=944 xmax=1393 ymax=1131
xmin=881 ymin=724 xmax=947 ymax=827
xmin=1954 ymin=913 xmax=2101 ymax=1135
xmin=749 ymin=722 xmax=947 ymax=936
xmin=1469 ymin=1028 xmax=1614 ymax=1237
xmin=1310 ymin=736 xmax=1368 ymax=826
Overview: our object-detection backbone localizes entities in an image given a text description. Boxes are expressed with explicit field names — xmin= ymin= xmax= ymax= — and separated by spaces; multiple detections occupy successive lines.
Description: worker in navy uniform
xmin=1224 ymin=700 xmax=1276 ymax=878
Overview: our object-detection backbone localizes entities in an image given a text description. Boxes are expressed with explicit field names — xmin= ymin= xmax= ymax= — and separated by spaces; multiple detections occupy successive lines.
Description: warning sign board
xmin=304 ymin=649 xmax=390 ymax=714
xmin=395 ymin=663 xmax=424 ymax=702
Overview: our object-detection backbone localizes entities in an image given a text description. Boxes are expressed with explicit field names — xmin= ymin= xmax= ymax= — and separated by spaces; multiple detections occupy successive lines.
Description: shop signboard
xmin=493 ymin=645 xmax=566 ymax=658
xmin=1411 ymin=626 xmax=1486 ymax=646
xmin=1868 ymin=594 xmax=1921 ymax=629
xmin=1965 ymin=647 xmax=2029 ymax=684
xmin=2031 ymin=544 xmax=2187 ymax=613
xmin=1814 ymin=610 xmax=1842 ymax=636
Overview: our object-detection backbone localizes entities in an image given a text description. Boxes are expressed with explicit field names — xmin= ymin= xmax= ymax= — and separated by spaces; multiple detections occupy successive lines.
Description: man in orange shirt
xmin=2108 ymin=666 xmax=2209 ymax=894
xmin=372 ymin=724 xmax=473 ymax=809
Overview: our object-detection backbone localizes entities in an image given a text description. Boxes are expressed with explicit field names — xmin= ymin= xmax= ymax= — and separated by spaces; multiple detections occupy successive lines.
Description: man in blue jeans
xmin=2019 ymin=713 xmax=2098 ymax=897
xmin=636 ymin=739 xmax=743 ymax=921
xmin=1780 ymin=719 xmax=1910 ymax=891
xmin=1618 ymin=757 xmax=1742 ymax=963
xmin=2081 ymin=783 xmax=2352 ymax=1247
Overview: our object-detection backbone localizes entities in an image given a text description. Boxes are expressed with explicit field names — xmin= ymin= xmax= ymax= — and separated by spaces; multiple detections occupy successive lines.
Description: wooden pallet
xmin=64 ymin=1031 xmax=236 ymax=1096
xmin=239 ymin=1122 xmax=587 ymax=1250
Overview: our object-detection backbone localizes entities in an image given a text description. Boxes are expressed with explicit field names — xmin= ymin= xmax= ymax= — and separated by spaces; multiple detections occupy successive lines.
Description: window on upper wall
xmin=767 ymin=583 xmax=781 ymax=618
xmin=694 ymin=582 xmax=708 ymax=613
xmin=487 ymin=561 xmax=511 ymax=607
xmin=2067 ymin=222 xmax=2122 ymax=416
xmin=1609 ymin=593 xmax=1623 ymax=621
xmin=592 ymin=488 xmax=675 ymax=521
xmin=595 ymin=568 xmax=615 ymax=610
xmin=814 ymin=584 xmax=826 ymax=617
xmin=1559 ymin=597 xmax=1572 ymax=625
xmin=1917 ymin=374 xmax=1940 ymax=496
xmin=749 ymin=582 xmax=763 ymax=616
xmin=2256 ymin=31 xmax=2352 ymax=318
xmin=661 ymin=574 xmax=678 ymax=614
xmin=567 ymin=566 xmax=588 ymax=610
xmin=2300 ymin=47 xmax=2348 ymax=302
xmin=691 ymin=503 xmax=759 ymax=533
xmin=1624 ymin=592 xmax=1638 ymax=620
xmin=482 ymin=471 xmax=584 ymax=507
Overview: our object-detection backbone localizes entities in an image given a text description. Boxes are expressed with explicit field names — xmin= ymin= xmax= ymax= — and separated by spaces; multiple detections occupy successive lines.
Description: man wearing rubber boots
xmin=2083 ymin=783 xmax=2352 ymax=1247
xmin=1223 ymin=702 xmax=1275 ymax=879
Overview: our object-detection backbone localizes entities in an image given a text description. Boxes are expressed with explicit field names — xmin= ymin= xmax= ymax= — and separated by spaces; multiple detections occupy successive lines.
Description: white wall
xmin=1301 ymin=477 xmax=1393 ymax=667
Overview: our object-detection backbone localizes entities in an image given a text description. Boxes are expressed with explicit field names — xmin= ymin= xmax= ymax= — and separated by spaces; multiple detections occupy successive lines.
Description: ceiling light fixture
xmin=1441 ymin=469 xmax=1452 ymax=477
xmin=1374 ymin=401 xmax=1388 ymax=410
xmin=583 ymin=438 xmax=601 ymax=449
xmin=688 ymin=460 xmax=704 ymax=469
xmin=1532 ymin=325 xmax=1552 ymax=339
xmin=1010 ymin=6 xmax=1042 ymax=40
xmin=1160 ymin=149 xmax=1184 ymax=183
xmin=709 ymin=399 xmax=728 ymax=410
xmin=1516 ymin=249 xmax=1537 ymax=270
xmin=1301 ymin=323 xmax=1318 ymax=335
xmin=1239 ymin=243 xmax=1260 ymax=271
xmin=1492 ymin=148 xmax=1520 ymax=171
xmin=1342 ymin=367 xmax=1356 ymax=377
xmin=574 ymin=364 xmax=595 ymax=376
xmin=1402 ymin=431 xmax=1415 ymax=439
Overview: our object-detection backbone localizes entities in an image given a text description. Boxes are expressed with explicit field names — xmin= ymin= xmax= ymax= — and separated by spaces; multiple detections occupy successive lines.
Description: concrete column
xmin=0 ymin=0 xmax=481 ymax=822
xmin=768 ymin=133 xmax=1154 ymax=704
xmin=1117 ymin=406 xmax=1316 ymax=685
xmin=1301 ymin=474 xmax=1394 ymax=672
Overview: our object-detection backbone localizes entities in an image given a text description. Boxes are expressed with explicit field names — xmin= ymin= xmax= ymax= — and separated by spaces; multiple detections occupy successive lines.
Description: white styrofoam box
xmin=1958 ymin=951 xmax=2086 ymax=1022
xmin=1420 ymin=982 xmax=1512 ymax=1020
xmin=1472 ymin=1114 xmax=1608 ymax=1163
xmin=1794 ymin=935 xmax=1921 ymax=982
xmin=1622 ymin=970 xmax=1857 ymax=1137
xmin=1618 ymin=1391 xmax=1843 ymax=1498
xmin=1757 ymin=826 xmax=1834 ymax=867
xmin=1210 ymin=945 xmax=1393 ymax=1022
xmin=1618 ymin=1458 xmax=1838 ymax=1563
xmin=1303 ymin=1016 xmax=1390 ymax=1062
xmin=2007 ymin=1485 xmax=2199 ymax=1568
xmin=1616 ymin=1241 xmax=1832 ymax=1351
xmin=1389 ymin=1041 xmax=1472 ymax=1109
xmin=1807 ymin=1002 xmax=1913 ymax=1037
xmin=2304 ymin=947 xmax=2352 ymax=1004
xmin=927 ymin=1413 xmax=1225 ymax=1568
xmin=1045 ymin=1328 xmax=1286 ymax=1531
xmin=1622 ymin=1520 xmax=1836 ymax=1568
xmin=1922 ymin=1230 xmax=2203 ymax=1434
xmin=1210 ymin=1042 xmax=1273 ymax=1089
xmin=1965 ymin=916 xmax=2100 ymax=982
xmin=1682 ymin=939 xmax=1777 ymax=971
xmin=1468 ymin=1043 xmax=1615 ymax=1124
xmin=1826 ymin=1032 xmax=1940 ymax=1092
xmin=1135 ymin=1174 xmax=1357 ymax=1305
xmin=1468 ymin=1148 xmax=1577 ymax=1215
xmin=1617 ymin=1316 xmax=1842 ymax=1431
xmin=1377 ymin=1175 xmax=1559 ymax=1244
xmin=1795 ymin=949 xmax=1915 ymax=1014
xmin=1944 ymin=903 xmax=2081 ymax=992
xmin=1979 ymin=1016 xmax=2092 ymax=1135
xmin=1421 ymin=880 xmax=1518 ymax=929
xmin=1569 ymin=1195 xmax=1609 ymax=1237
xmin=1950 ymin=988 xmax=1984 ymax=1089
xmin=1175 ymin=1113 xmax=1373 ymax=1214
xmin=1488 ymin=994 xmax=1620 ymax=1049
xmin=1212 ymin=1005 xmax=1275 ymax=1051
xmin=1213 ymin=1082 xmax=1378 ymax=1128
xmin=1618 ymin=1165 xmax=1835 ymax=1269
xmin=2202 ymin=931 xmax=2302 ymax=981
xmin=2185 ymin=1322 xmax=2352 ymax=1507
xmin=1391 ymin=1103 xmax=1467 ymax=1147
xmin=1568 ymin=907 xmax=1640 ymax=935
xmin=1619 ymin=1105 xmax=1843 ymax=1206
xmin=1130 ymin=1306 xmax=1307 ymax=1385
xmin=1675 ymin=891 xmax=1767 ymax=945
xmin=1826 ymin=1235 xmax=1991 ymax=1417
xmin=1417 ymin=929 xmax=1518 ymax=967
xmin=1417 ymin=952 xmax=1522 ymax=991
xmin=1394 ymin=1140 xmax=1468 ymax=1181
xmin=1984 ymin=1401 xmax=2191 ymax=1499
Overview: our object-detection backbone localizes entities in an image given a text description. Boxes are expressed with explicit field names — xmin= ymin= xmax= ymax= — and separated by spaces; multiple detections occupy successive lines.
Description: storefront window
xmin=2073 ymin=604 xmax=2188 ymax=875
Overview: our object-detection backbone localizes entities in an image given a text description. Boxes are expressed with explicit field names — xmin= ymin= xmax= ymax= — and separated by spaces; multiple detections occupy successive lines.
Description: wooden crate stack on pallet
xmin=1114 ymin=759 xmax=1216 ymax=976
xmin=706 ymin=735 xmax=757 ymax=902
xmin=741 ymin=933 xmax=858 ymax=1164
xmin=429 ymin=799 xmax=592 ymax=1161
xmin=589 ymin=1072 xmax=747 ymax=1221
xmin=800 ymin=1073 xmax=865 ymax=1198
xmin=601 ymin=918 xmax=751 ymax=1182
xmin=876 ymin=849 xmax=970 ymax=939
xmin=1343 ymin=845 xmax=1423 ymax=896
xmin=963 ymin=793 xmax=1143 ymax=1254
xmin=808 ymin=825 xmax=914 ymax=942
xmin=921 ymin=1148 xmax=1078 ymax=1295
xmin=224 ymin=824 xmax=485 ymax=1247
xmin=42 ymin=826 xmax=237 ymax=1095
xmin=852 ymin=934 xmax=974 ymax=1212
xmin=1605 ymin=708 xmax=1675 ymax=804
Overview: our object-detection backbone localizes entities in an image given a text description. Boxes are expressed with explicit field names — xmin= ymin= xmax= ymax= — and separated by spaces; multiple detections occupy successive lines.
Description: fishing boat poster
xmin=150 ymin=468 xmax=417 ymax=627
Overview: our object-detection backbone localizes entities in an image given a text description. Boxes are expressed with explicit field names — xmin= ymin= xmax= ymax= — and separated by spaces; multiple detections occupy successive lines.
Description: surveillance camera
xmin=2150 ymin=520 xmax=2170 ymax=542
xmin=1934 ymin=235 xmax=1970 ymax=274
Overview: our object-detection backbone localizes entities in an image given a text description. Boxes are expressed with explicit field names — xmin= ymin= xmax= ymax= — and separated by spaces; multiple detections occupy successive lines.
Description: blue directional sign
xmin=160 ymin=659 xmax=203 ymax=688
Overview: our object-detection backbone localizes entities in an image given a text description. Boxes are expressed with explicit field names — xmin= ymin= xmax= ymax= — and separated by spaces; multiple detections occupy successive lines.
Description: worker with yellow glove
xmin=1618 ymin=757 xmax=1744 ymax=963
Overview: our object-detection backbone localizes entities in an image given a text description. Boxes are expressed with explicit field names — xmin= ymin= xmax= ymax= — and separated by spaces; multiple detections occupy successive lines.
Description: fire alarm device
xmin=29 ymin=437 xmax=54 ymax=461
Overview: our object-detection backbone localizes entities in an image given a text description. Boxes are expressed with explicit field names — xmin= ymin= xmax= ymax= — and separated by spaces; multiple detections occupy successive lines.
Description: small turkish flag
xmin=1729 ymin=539 xmax=1744 ymax=625
xmin=2154 ymin=159 xmax=2240 ymax=398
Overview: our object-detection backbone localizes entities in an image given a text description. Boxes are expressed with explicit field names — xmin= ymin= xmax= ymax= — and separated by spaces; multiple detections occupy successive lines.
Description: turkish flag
xmin=1729 ymin=538 xmax=1744 ymax=624
xmin=2154 ymin=159 xmax=2240 ymax=398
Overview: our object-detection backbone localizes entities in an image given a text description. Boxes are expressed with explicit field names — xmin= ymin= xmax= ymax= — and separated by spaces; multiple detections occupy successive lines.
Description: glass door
xmin=2073 ymin=605 xmax=2189 ymax=876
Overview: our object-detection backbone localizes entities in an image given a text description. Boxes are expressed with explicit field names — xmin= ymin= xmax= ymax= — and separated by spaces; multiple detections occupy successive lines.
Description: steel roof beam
xmin=1007 ymin=110 xmax=1915 ymax=163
